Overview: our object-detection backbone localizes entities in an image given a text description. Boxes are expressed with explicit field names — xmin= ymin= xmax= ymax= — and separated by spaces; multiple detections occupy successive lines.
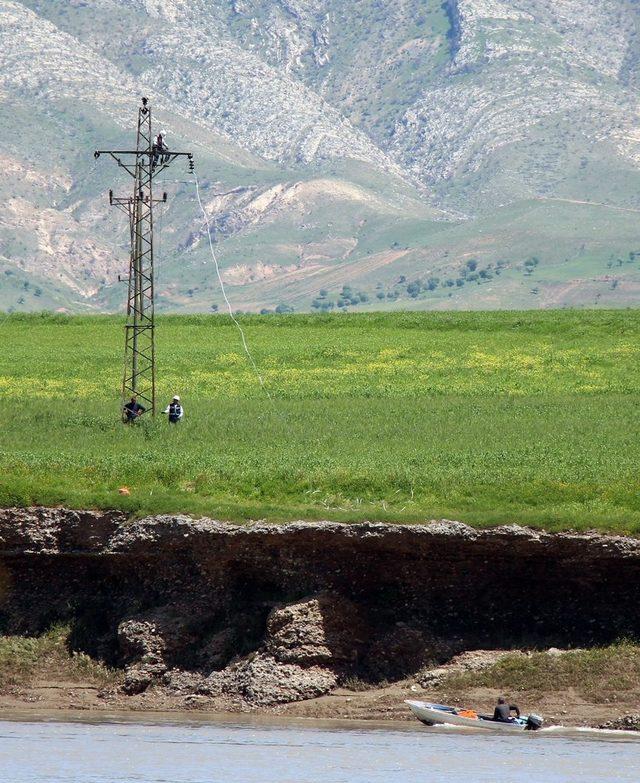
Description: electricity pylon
xmin=95 ymin=97 xmax=194 ymax=417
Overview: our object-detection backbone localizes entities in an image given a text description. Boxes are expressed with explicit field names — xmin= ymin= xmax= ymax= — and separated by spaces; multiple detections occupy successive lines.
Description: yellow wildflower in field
xmin=216 ymin=353 xmax=245 ymax=367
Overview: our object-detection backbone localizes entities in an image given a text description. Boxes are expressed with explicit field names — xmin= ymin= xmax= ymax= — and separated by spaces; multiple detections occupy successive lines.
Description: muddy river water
xmin=1 ymin=713 xmax=639 ymax=782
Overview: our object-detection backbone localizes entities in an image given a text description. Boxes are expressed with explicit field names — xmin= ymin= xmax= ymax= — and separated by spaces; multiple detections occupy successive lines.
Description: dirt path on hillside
xmin=535 ymin=196 xmax=640 ymax=214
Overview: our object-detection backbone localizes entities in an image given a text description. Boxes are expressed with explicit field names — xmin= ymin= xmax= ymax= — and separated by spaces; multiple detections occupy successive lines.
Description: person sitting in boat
xmin=492 ymin=696 xmax=520 ymax=722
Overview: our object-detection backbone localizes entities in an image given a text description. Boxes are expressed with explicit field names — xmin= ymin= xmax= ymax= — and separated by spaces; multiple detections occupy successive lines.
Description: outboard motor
xmin=525 ymin=714 xmax=544 ymax=731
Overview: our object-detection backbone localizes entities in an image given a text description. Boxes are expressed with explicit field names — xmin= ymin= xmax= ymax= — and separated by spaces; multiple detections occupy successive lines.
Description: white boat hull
xmin=405 ymin=700 xmax=531 ymax=731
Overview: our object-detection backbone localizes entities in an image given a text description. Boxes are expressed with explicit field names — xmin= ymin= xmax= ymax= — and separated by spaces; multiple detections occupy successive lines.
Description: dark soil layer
xmin=0 ymin=507 xmax=639 ymax=721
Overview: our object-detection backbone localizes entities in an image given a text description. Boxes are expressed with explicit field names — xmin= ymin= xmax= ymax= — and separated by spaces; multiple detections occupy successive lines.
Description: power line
xmin=193 ymin=170 xmax=272 ymax=401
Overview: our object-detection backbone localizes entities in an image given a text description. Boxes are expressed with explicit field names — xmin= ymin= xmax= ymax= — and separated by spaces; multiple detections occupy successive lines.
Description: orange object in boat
xmin=458 ymin=709 xmax=478 ymax=719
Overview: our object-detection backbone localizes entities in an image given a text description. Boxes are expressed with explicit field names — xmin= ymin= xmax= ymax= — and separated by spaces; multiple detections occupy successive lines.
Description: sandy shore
xmin=1 ymin=678 xmax=637 ymax=730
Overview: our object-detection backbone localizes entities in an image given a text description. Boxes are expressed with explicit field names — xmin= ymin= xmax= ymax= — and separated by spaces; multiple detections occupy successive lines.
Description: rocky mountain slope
xmin=2 ymin=0 xmax=640 ymax=312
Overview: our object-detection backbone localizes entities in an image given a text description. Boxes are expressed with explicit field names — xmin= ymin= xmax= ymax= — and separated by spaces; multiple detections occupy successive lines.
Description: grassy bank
xmin=0 ymin=625 xmax=117 ymax=689
xmin=2 ymin=310 xmax=640 ymax=530
xmin=438 ymin=643 xmax=640 ymax=706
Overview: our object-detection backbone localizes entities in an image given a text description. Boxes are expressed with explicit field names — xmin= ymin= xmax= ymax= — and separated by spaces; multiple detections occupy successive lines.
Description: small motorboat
xmin=405 ymin=700 xmax=544 ymax=731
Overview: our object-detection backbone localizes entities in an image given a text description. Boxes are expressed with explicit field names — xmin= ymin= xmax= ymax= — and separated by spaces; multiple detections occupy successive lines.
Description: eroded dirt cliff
xmin=0 ymin=508 xmax=638 ymax=708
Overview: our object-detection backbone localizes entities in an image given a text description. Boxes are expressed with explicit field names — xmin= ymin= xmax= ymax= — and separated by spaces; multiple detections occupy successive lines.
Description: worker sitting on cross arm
xmin=123 ymin=395 xmax=146 ymax=423
xmin=162 ymin=395 xmax=183 ymax=423
xmin=152 ymin=132 xmax=169 ymax=168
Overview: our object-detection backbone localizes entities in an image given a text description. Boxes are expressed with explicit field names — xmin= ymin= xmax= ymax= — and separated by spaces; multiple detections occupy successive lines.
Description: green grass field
xmin=2 ymin=311 xmax=640 ymax=531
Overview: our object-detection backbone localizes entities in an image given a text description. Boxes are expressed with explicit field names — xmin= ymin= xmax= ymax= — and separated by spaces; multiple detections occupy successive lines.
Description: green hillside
xmin=2 ymin=311 xmax=640 ymax=532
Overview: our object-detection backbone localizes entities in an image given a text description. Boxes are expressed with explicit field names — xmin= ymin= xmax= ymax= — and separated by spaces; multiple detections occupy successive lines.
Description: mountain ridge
xmin=2 ymin=0 xmax=640 ymax=312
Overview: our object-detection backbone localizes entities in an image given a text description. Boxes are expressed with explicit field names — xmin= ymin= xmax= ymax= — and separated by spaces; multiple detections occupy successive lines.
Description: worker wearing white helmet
xmin=162 ymin=395 xmax=183 ymax=423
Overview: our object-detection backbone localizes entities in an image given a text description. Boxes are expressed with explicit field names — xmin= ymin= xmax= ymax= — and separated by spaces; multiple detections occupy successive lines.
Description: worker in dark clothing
xmin=123 ymin=395 xmax=146 ymax=423
xmin=493 ymin=696 xmax=520 ymax=722
xmin=152 ymin=133 xmax=169 ymax=168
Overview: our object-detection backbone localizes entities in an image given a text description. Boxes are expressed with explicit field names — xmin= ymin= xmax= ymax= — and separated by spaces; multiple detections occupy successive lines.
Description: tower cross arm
xmin=93 ymin=150 xmax=194 ymax=157
xmin=94 ymin=149 xmax=194 ymax=177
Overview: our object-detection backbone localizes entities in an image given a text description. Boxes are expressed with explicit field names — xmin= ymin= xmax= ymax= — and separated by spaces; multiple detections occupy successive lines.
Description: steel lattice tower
xmin=95 ymin=98 xmax=194 ymax=417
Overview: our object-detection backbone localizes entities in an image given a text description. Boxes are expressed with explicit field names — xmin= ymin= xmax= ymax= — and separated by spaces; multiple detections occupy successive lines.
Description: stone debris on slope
xmin=598 ymin=714 xmax=640 ymax=731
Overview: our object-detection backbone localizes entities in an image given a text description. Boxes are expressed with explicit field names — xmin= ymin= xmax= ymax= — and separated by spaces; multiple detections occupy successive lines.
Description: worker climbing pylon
xmin=152 ymin=132 xmax=169 ymax=169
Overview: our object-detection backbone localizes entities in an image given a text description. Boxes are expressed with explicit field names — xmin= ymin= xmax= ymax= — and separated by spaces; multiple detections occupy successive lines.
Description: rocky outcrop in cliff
xmin=0 ymin=508 xmax=639 ymax=706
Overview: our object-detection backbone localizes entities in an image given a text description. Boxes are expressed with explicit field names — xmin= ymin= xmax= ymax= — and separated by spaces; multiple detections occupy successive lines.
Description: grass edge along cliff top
xmin=2 ymin=309 xmax=640 ymax=533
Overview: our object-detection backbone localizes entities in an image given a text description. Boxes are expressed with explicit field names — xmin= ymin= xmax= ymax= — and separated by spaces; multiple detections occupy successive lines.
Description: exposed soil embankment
xmin=0 ymin=508 xmax=639 ymax=721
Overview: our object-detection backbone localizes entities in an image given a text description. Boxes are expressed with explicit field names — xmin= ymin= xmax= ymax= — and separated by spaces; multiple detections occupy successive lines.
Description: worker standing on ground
xmin=162 ymin=395 xmax=183 ymax=423
xmin=123 ymin=395 xmax=146 ymax=423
